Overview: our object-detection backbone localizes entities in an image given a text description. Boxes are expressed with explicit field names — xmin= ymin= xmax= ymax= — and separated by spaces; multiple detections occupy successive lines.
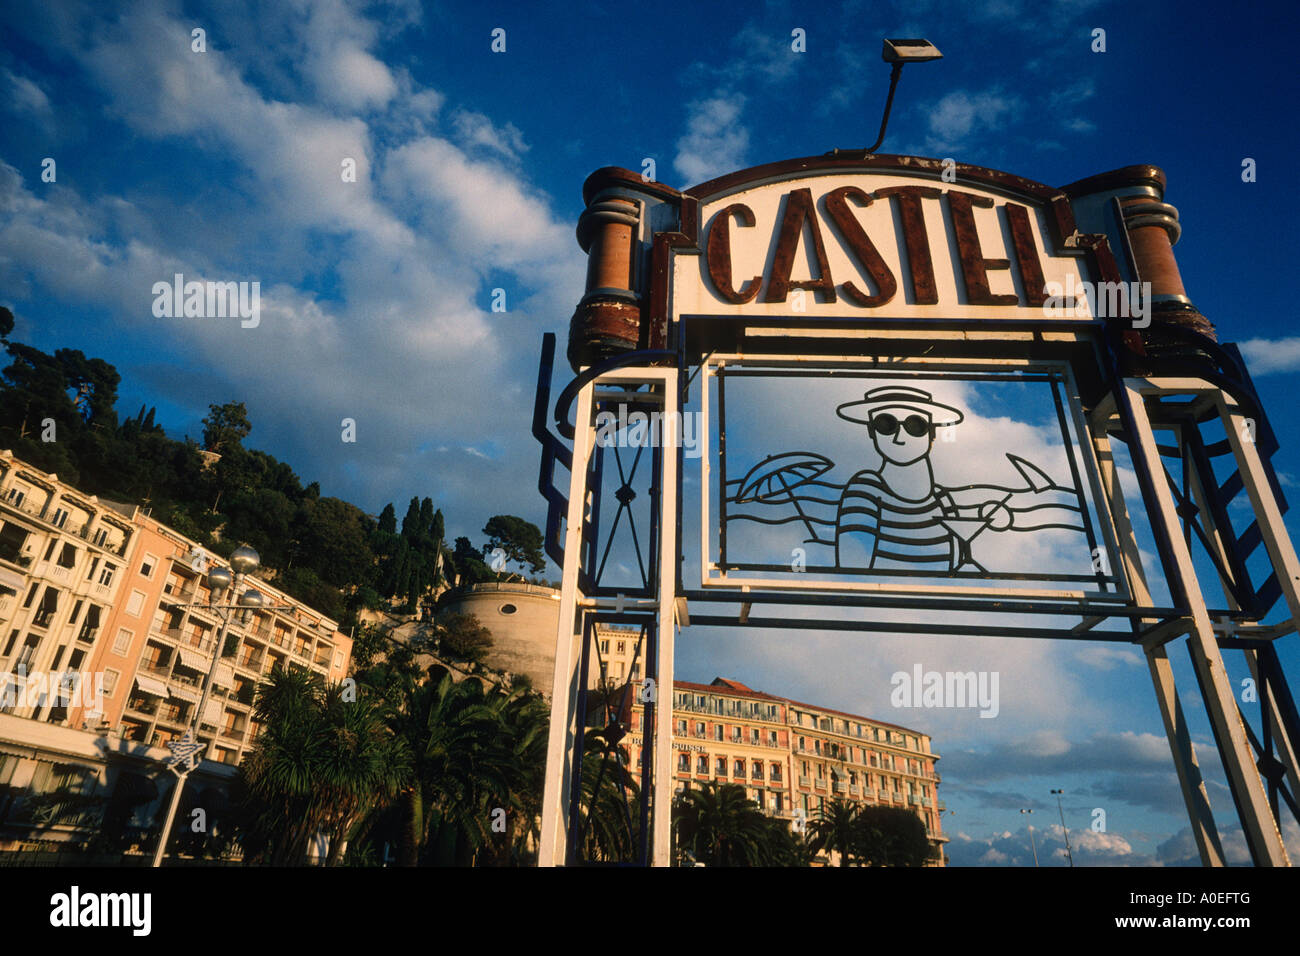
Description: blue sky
xmin=2 ymin=0 xmax=1298 ymax=865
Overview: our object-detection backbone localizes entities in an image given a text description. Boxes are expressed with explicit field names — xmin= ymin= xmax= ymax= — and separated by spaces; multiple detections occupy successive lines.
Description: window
xmin=733 ymin=758 xmax=744 ymax=777
xmin=752 ymin=763 xmax=763 ymax=780
xmin=677 ymin=753 xmax=689 ymax=772
xmin=600 ymin=640 xmax=609 ymax=654
xmin=695 ymin=721 xmax=704 ymax=737
xmin=499 ymin=603 xmax=517 ymax=615
xmin=98 ymin=564 xmax=115 ymax=587
xmin=755 ymin=791 xmax=765 ymax=810
xmin=77 ymin=605 xmax=100 ymax=643
xmin=33 ymin=587 xmax=59 ymax=628
xmin=769 ymin=730 xmax=778 ymax=746
xmin=798 ymin=736 xmax=805 ymax=751
xmin=675 ymin=719 xmax=686 ymax=734
xmin=51 ymin=507 xmax=69 ymax=528
xmin=16 ymin=634 xmax=41 ymax=670
xmin=715 ymin=756 xmax=727 ymax=775
xmin=103 ymin=669 xmax=119 ymax=696
xmin=775 ymin=794 xmax=783 ymax=812
xmin=696 ymin=755 xmax=708 ymax=774
xmin=125 ymin=589 xmax=146 ymax=617
xmin=85 ymin=557 xmax=99 ymax=581
xmin=43 ymin=540 xmax=56 ymax=562
xmin=751 ymin=728 xmax=760 ymax=744
xmin=57 ymin=543 xmax=76 ymax=569
xmin=714 ymin=725 xmax=723 ymax=741
xmin=113 ymin=628 xmax=132 ymax=656
xmin=696 ymin=695 xmax=705 ymax=707
xmin=2 ymin=629 xmax=17 ymax=656
xmin=616 ymin=641 xmax=625 ymax=654
xmin=770 ymin=763 xmax=782 ymax=781
xmin=22 ymin=583 xmax=38 ymax=609
xmin=140 ymin=554 xmax=157 ymax=579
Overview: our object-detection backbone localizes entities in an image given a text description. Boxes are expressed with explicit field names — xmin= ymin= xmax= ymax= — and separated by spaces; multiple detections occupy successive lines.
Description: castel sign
xmin=537 ymin=145 xmax=1300 ymax=869
xmin=689 ymin=173 xmax=1088 ymax=319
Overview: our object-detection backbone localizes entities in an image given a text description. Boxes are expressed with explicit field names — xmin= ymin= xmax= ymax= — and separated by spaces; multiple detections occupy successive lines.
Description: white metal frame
xmin=538 ymin=365 xmax=680 ymax=867
xmin=695 ymin=352 xmax=1130 ymax=603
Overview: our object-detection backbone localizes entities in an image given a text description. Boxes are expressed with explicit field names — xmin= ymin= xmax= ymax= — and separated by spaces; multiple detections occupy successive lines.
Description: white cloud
xmin=0 ymin=0 xmax=582 ymax=532
xmin=923 ymin=89 xmax=1019 ymax=153
xmin=673 ymin=93 xmax=749 ymax=186
xmin=3 ymin=69 xmax=51 ymax=114
xmin=1075 ymin=645 xmax=1142 ymax=671
xmin=448 ymin=109 xmax=529 ymax=162
xmin=1238 ymin=337 xmax=1300 ymax=376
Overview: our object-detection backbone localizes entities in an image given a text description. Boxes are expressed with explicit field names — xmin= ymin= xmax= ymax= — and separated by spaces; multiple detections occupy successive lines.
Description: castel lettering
xmin=704 ymin=185 xmax=1050 ymax=310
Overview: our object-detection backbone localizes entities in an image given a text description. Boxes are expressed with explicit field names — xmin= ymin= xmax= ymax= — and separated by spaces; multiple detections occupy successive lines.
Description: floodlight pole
xmin=151 ymin=546 xmax=292 ymax=867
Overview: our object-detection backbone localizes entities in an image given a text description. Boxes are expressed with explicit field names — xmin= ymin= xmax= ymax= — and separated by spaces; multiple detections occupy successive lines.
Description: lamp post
xmin=1050 ymin=789 xmax=1074 ymax=867
xmin=150 ymin=545 xmax=282 ymax=867
xmin=1019 ymin=808 xmax=1039 ymax=867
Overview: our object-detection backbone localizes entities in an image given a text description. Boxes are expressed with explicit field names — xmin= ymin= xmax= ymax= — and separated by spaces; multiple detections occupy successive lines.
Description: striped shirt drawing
xmin=836 ymin=469 xmax=959 ymax=571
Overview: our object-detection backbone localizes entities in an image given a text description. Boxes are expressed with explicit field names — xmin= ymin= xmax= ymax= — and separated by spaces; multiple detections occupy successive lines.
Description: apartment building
xmin=618 ymin=676 xmax=947 ymax=864
xmin=0 ymin=450 xmax=351 ymax=852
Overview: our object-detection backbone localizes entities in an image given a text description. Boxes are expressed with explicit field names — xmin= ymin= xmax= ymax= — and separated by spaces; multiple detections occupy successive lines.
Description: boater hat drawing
xmin=835 ymin=385 xmax=965 ymax=427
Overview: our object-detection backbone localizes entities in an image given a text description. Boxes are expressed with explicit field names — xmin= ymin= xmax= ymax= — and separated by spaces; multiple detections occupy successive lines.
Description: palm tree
xmin=673 ymin=782 xmax=772 ymax=866
xmin=853 ymin=805 xmax=936 ymax=866
xmin=237 ymin=664 xmax=410 ymax=865
xmin=398 ymin=669 xmax=512 ymax=865
xmin=480 ymin=684 xmax=550 ymax=865
xmin=310 ymin=681 xmax=410 ymax=865
xmin=572 ymin=727 xmax=640 ymax=863
xmin=808 ymin=798 xmax=859 ymax=866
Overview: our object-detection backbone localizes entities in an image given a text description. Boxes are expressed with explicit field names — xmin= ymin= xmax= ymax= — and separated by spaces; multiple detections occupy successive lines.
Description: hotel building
xmin=0 ymin=450 xmax=351 ymax=853
xmin=620 ymin=675 xmax=947 ymax=864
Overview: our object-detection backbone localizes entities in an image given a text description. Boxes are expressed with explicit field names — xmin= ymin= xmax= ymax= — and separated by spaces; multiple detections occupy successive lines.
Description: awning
xmin=167 ymin=682 xmax=201 ymax=703
xmin=213 ymin=663 xmax=234 ymax=688
xmin=175 ymin=646 xmax=209 ymax=672
xmin=134 ymin=674 xmax=168 ymax=697
xmin=0 ymin=566 xmax=24 ymax=593
xmin=203 ymin=699 xmax=224 ymax=725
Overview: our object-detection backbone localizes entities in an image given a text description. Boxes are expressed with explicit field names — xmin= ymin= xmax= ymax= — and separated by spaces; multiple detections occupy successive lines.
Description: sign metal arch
xmin=536 ymin=153 xmax=1299 ymax=868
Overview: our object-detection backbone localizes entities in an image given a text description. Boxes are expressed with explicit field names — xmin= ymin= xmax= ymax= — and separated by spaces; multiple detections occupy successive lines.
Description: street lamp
xmin=151 ymin=545 xmax=289 ymax=867
xmin=828 ymin=38 xmax=944 ymax=157
xmin=1019 ymin=809 xmax=1039 ymax=867
xmin=1050 ymin=789 xmax=1075 ymax=867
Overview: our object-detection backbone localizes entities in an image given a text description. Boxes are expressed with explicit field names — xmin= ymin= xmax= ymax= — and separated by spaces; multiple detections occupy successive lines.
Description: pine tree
xmin=378 ymin=503 xmax=397 ymax=536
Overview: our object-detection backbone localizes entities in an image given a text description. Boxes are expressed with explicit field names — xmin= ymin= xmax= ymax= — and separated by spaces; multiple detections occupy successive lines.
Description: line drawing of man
xmin=834 ymin=385 xmax=999 ymax=572
xmin=727 ymin=384 xmax=1086 ymax=576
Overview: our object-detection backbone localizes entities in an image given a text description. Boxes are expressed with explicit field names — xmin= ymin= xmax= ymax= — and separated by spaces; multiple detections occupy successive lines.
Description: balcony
xmin=849 ymin=785 xmax=859 ymax=796
xmin=813 ymin=779 xmax=828 ymax=791
xmin=936 ymin=800 xmax=946 ymax=812
xmin=798 ymin=776 xmax=810 ymax=787
xmin=908 ymin=794 xmax=921 ymax=805
xmin=832 ymin=782 xmax=846 ymax=794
